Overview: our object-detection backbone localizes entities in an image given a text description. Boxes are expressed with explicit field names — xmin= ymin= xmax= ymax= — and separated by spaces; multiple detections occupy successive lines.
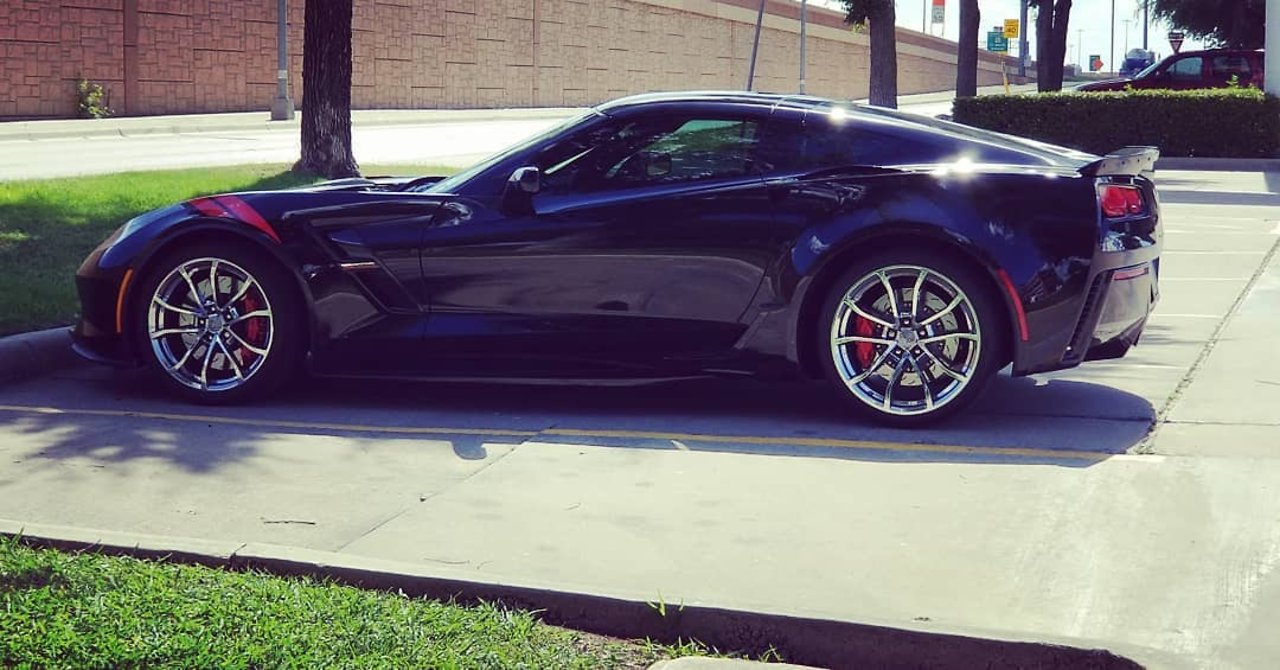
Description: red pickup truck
xmin=1076 ymin=48 xmax=1265 ymax=91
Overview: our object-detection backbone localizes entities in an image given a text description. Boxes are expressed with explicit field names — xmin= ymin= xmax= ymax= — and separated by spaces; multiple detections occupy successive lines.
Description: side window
xmin=1211 ymin=55 xmax=1252 ymax=78
xmin=1167 ymin=56 xmax=1203 ymax=81
xmin=537 ymin=117 xmax=760 ymax=194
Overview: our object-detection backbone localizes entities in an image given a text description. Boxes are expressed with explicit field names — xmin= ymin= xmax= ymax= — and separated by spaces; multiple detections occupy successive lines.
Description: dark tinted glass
xmin=537 ymin=117 xmax=760 ymax=194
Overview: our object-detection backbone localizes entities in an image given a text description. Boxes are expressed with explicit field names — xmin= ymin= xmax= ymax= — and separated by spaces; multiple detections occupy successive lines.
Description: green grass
xmin=0 ymin=163 xmax=455 ymax=336
xmin=0 ymin=538 xmax=711 ymax=669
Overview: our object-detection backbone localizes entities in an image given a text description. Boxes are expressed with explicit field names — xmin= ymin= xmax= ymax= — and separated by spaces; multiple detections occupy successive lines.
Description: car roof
xmin=594 ymin=90 xmax=834 ymax=114
xmin=1169 ymin=48 xmax=1263 ymax=56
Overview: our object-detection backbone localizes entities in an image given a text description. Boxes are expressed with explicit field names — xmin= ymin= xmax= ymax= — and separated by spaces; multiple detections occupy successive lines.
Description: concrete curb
xmin=1156 ymin=157 xmax=1280 ymax=172
xmin=0 ymin=107 xmax=582 ymax=143
xmin=0 ymin=518 xmax=1155 ymax=670
xmin=0 ymin=327 xmax=78 ymax=386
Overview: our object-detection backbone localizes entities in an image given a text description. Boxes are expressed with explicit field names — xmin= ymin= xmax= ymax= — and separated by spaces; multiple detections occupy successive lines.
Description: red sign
xmin=1168 ymin=31 xmax=1185 ymax=53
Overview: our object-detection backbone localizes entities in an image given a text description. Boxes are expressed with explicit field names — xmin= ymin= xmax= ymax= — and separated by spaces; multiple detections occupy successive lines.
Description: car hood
xmin=1077 ymin=78 xmax=1132 ymax=90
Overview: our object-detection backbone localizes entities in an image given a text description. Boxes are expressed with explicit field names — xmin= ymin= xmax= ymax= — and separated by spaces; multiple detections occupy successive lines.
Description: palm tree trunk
xmin=868 ymin=2 xmax=898 ymax=108
xmin=956 ymin=0 xmax=980 ymax=98
xmin=1049 ymin=0 xmax=1073 ymax=90
xmin=295 ymin=0 xmax=359 ymax=179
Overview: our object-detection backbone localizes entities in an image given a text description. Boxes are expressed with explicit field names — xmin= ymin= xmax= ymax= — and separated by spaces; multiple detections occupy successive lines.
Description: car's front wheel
xmin=818 ymin=250 xmax=1007 ymax=426
xmin=131 ymin=241 xmax=303 ymax=403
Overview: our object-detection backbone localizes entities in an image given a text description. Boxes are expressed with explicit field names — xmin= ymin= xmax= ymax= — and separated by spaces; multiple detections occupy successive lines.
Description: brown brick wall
xmin=0 ymin=0 xmax=1023 ymax=119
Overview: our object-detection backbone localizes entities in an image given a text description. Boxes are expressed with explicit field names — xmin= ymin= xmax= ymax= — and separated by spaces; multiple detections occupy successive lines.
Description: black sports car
xmin=74 ymin=92 xmax=1161 ymax=426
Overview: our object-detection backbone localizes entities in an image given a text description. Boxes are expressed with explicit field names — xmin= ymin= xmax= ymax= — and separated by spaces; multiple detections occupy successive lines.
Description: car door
xmin=1206 ymin=52 xmax=1258 ymax=88
xmin=1165 ymin=54 xmax=1206 ymax=89
xmin=415 ymin=106 xmax=783 ymax=375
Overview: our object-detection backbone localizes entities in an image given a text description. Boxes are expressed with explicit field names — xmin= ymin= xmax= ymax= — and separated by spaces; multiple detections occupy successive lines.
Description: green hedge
xmin=952 ymin=88 xmax=1280 ymax=158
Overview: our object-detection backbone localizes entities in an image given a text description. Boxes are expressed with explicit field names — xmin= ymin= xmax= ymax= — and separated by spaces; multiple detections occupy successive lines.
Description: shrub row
xmin=952 ymin=88 xmax=1280 ymax=158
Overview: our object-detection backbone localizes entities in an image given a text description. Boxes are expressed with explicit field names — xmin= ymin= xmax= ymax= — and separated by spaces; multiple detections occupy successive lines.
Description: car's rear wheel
xmin=818 ymin=250 xmax=1006 ymax=426
xmin=132 ymin=241 xmax=303 ymax=403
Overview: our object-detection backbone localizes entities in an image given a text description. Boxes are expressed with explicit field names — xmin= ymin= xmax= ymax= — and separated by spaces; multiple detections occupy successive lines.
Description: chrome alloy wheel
xmin=829 ymin=265 xmax=981 ymax=416
xmin=147 ymin=257 xmax=274 ymax=392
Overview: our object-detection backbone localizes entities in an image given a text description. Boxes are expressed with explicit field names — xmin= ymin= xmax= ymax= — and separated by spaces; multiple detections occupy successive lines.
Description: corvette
xmin=74 ymin=91 xmax=1161 ymax=425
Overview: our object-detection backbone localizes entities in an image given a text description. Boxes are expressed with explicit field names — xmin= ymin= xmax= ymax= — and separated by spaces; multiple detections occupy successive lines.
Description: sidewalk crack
xmin=1141 ymin=233 xmax=1280 ymax=452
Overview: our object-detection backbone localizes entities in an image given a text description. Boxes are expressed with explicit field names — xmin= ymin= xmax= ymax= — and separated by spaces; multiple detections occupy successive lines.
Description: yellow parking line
xmin=0 ymin=404 xmax=1128 ymax=462
xmin=542 ymin=428 xmax=1114 ymax=462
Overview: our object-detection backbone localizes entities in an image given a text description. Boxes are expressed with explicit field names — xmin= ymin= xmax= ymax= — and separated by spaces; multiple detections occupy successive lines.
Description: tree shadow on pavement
xmin=0 ymin=361 xmax=1155 ymax=477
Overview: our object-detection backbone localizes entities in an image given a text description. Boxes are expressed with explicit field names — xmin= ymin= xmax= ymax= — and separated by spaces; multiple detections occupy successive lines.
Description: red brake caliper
xmin=854 ymin=314 xmax=876 ymax=368
xmin=241 ymin=293 xmax=262 ymax=363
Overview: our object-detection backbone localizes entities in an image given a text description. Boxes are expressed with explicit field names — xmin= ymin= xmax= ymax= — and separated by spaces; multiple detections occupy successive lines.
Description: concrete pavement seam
xmin=0 ymin=327 xmax=78 ymax=387
xmin=1141 ymin=233 xmax=1280 ymax=453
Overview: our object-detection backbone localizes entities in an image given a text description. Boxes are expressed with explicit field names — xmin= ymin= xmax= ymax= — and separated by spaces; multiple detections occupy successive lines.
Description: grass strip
xmin=0 ymin=164 xmax=454 ymax=335
xmin=0 ymin=537 xmax=713 ymax=669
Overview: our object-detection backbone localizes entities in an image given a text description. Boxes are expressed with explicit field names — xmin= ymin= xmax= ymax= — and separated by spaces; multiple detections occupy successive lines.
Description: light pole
xmin=1018 ymin=0 xmax=1028 ymax=77
xmin=1121 ymin=19 xmax=1131 ymax=53
xmin=1109 ymin=0 xmax=1116 ymax=75
xmin=1077 ymin=28 xmax=1085 ymax=70
xmin=746 ymin=0 xmax=765 ymax=90
xmin=270 ymin=0 xmax=294 ymax=120
xmin=799 ymin=0 xmax=807 ymax=94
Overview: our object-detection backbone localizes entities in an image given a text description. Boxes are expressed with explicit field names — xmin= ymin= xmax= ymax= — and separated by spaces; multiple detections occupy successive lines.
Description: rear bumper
xmin=1015 ymin=254 xmax=1159 ymax=375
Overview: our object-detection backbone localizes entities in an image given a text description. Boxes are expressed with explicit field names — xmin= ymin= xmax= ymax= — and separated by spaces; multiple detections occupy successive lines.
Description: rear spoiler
xmin=1079 ymin=146 xmax=1160 ymax=178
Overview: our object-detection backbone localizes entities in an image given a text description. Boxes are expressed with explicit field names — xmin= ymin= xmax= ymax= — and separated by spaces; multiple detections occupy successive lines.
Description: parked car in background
xmin=1119 ymin=48 xmax=1156 ymax=77
xmin=1077 ymin=48 xmax=1264 ymax=91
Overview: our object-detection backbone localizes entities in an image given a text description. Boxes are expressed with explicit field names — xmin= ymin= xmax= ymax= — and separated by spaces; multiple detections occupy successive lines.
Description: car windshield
xmin=426 ymin=109 xmax=603 ymax=193
xmin=1134 ymin=59 xmax=1164 ymax=79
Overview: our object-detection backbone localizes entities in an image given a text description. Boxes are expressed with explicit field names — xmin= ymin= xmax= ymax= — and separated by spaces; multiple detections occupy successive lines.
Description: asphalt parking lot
xmin=2 ymin=169 xmax=1279 ymax=668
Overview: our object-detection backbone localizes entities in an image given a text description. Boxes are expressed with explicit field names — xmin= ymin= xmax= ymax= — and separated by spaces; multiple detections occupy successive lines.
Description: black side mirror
xmin=645 ymin=152 xmax=672 ymax=178
xmin=501 ymin=166 xmax=541 ymax=215
xmin=510 ymin=166 xmax=541 ymax=194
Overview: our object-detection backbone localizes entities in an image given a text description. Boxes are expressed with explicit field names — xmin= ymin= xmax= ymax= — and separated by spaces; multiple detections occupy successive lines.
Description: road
xmin=0 ymin=84 xmax=1037 ymax=181
xmin=1 ymin=170 xmax=1279 ymax=667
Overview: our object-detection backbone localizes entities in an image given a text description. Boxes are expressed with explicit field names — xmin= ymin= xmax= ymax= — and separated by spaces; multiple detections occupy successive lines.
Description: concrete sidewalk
xmin=0 ymin=107 xmax=583 ymax=143
xmin=0 ymin=83 xmax=1031 ymax=144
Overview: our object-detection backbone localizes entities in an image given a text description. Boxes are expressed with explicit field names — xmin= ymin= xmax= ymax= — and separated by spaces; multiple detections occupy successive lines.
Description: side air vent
xmin=1062 ymin=272 xmax=1111 ymax=365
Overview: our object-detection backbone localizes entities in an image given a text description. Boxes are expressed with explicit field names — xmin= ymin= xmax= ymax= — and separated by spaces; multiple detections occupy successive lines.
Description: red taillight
xmin=1099 ymin=184 xmax=1144 ymax=218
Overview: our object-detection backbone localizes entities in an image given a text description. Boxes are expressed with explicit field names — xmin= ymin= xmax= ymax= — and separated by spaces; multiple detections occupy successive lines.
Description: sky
xmin=804 ymin=0 xmax=1206 ymax=72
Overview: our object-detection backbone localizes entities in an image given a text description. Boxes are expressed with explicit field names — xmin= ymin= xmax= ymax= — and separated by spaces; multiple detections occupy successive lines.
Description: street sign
xmin=987 ymin=29 xmax=1008 ymax=53
xmin=1003 ymin=19 xmax=1020 ymax=39
xmin=1168 ymin=30 xmax=1185 ymax=53
xmin=931 ymin=0 xmax=944 ymax=25
xmin=1089 ymin=55 xmax=1104 ymax=72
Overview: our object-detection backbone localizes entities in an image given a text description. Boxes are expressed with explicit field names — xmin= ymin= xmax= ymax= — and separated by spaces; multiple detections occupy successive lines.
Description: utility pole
xmin=1122 ymin=18 xmax=1131 ymax=53
xmin=1268 ymin=0 xmax=1280 ymax=95
xmin=746 ymin=0 xmax=765 ymax=90
xmin=1018 ymin=0 xmax=1028 ymax=77
xmin=1110 ymin=0 xmax=1116 ymax=75
xmin=799 ymin=0 xmax=808 ymax=94
xmin=1142 ymin=1 xmax=1149 ymax=50
xmin=270 ymin=0 xmax=294 ymax=120
xmin=1077 ymin=28 xmax=1085 ymax=70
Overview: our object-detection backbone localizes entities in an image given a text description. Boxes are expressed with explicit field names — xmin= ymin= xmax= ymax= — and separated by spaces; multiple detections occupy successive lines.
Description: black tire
xmin=815 ymin=248 xmax=1008 ymax=427
xmin=130 ymin=240 xmax=305 ymax=404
